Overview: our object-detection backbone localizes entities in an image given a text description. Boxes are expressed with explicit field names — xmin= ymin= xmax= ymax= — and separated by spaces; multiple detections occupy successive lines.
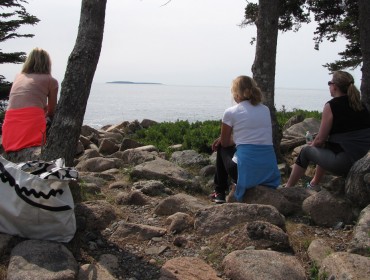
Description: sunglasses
xmin=328 ymin=81 xmax=335 ymax=86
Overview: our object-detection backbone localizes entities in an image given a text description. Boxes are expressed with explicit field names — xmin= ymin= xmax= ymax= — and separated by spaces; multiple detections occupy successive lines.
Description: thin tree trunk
xmin=359 ymin=0 xmax=370 ymax=111
xmin=41 ymin=0 xmax=107 ymax=165
xmin=252 ymin=0 xmax=282 ymax=159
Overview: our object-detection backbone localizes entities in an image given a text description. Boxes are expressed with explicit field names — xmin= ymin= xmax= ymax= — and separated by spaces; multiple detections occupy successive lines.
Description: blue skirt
xmin=234 ymin=144 xmax=281 ymax=201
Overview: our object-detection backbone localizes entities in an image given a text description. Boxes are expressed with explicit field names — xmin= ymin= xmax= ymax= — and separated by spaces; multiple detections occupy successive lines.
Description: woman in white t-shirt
xmin=210 ymin=76 xmax=280 ymax=203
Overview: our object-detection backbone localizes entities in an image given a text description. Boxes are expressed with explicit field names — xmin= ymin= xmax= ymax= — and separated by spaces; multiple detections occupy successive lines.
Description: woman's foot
xmin=209 ymin=192 xmax=226 ymax=203
xmin=306 ymin=181 xmax=321 ymax=191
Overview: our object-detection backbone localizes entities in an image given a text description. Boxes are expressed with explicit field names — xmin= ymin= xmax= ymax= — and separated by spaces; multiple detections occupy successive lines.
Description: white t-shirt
xmin=222 ymin=100 xmax=273 ymax=146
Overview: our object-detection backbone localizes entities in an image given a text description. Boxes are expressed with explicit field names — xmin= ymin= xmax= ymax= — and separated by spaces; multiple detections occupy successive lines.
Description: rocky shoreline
xmin=0 ymin=117 xmax=369 ymax=280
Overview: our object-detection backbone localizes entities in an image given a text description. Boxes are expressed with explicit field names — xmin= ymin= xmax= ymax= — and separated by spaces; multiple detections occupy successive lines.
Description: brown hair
xmin=21 ymin=47 xmax=52 ymax=74
xmin=332 ymin=71 xmax=363 ymax=111
xmin=231 ymin=75 xmax=262 ymax=106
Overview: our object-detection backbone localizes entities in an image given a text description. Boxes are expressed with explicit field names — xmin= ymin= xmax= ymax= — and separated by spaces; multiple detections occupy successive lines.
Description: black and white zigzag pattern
xmin=18 ymin=158 xmax=78 ymax=180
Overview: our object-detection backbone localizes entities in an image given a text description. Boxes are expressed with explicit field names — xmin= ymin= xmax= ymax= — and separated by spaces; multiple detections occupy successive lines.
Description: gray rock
xmin=165 ymin=212 xmax=194 ymax=233
xmin=319 ymin=252 xmax=370 ymax=279
xmin=120 ymin=148 xmax=157 ymax=165
xmin=110 ymin=222 xmax=166 ymax=242
xmin=345 ymin=151 xmax=370 ymax=208
xmin=131 ymin=157 xmax=194 ymax=188
xmin=76 ymin=157 xmax=117 ymax=172
xmin=278 ymin=186 xmax=315 ymax=214
xmin=7 ymin=240 xmax=78 ymax=280
xmin=79 ymin=135 xmax=93 ymax=149
xmin=80 ymin=125 xmax=100 ymax=139
xmin=241 ymin=185 xmax=295 ymax=216
xmin=307 ymin=238 xmax=334 ymax=268
xmin=302 ymin=190 xmax=355 ymax=227
xmin=78 ymin=149 xmax=101 ymax=161
xmin=140 ymin=119 xmax=158 ymax=128
xmin=75 ymin=200 xmax=117 ymax=231
xmin=194 ymin=203 xmax=286 ymax=236
xmin=199 ymin=165 xmax=216 ymax=177
xmin=78 ymin=263 xmax=117 ymax=280
xmin=348 ymin=204 xmax=370 ymax=256
xmin=104 ymin=121 xmax=128 ymax=132
xmin=133 ymin=180 xmax=166 ymax=196
xmin=220 ymin=221 xmax=291 ymax=252
xmin=115 ymin=190 xmax=149 ymax=205
xmin=282 ymin=114 xmax=305 ymax=131
xmin=99 ymin=138 xmax=119 ymax=155
xmin=154 ymin=193 xmax=210 ymax=216
xmin=283 ymin=117 xmax=320 ymax=139
xmin=119 ymin=138 xmax=143 ymax=151
xmin=108 ymin=180 xmax=131 ymax=190
xmin=97 ymin=254 xmax=120 ymax=275
xmin=223 ymin=250 xmax=306 ymax=280
xmin=160 ymin=257 xmax=222 ymax=280
xmin=75 ymin=140 xmax=84 ymax=156
xmin=170 ymin=150 xmax=210 ymax=167
xmin=100 ymin=132 xmax=123 ymax=144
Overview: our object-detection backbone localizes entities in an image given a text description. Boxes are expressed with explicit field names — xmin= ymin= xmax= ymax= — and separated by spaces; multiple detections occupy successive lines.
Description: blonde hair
xmin=332 ymin=70 xmax=363 ymax=111
xmin=231 ymin=75 xmax=262 ymax=105
xmin=22 ymin=48 xmax=52 ymax=74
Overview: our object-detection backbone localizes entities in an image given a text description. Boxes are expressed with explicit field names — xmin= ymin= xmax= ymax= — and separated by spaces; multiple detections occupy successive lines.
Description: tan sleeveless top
xmin=7 ymin=73 xmax=58 ymax=111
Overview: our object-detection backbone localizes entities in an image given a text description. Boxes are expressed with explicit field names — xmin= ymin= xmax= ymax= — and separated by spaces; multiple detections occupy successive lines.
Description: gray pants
xmin=295 ymin=146 xmax=353 ymax=176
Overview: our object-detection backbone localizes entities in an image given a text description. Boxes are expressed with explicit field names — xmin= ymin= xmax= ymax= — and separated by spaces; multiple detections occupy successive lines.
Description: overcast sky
xmin=0 ymin=0 xmax=362 ymax=89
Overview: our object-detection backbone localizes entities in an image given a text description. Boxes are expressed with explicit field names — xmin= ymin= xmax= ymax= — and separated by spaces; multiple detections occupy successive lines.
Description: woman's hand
xmin=212 ymin=137 xmax=221 ymax=152
xmin=312 ymin=103 xmax=333 ymax=147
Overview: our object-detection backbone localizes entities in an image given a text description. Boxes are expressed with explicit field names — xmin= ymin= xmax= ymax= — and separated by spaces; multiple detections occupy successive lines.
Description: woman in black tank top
xmin=285 ymin=71 xmax=370 ymax=188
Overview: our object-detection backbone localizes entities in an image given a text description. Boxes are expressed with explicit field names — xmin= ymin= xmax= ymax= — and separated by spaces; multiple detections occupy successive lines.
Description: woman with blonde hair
xmin=2 ymin=48 xmax=58 ymax=153
xmin=210 ymin=75 xmax=280 ymax=203
xmin=285 ymin=70 xmax=370 ymax=188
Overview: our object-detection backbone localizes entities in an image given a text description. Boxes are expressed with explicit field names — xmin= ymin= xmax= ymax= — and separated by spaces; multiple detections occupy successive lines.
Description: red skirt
xmin=2 ymin=107 xmax=46 ymax=152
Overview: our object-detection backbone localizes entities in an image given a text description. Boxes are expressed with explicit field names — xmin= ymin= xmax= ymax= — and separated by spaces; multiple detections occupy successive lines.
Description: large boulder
xmin=347 ymin=204 xmax=370 ymax=256
xmin=302 ymin=190 xmax=355 ymax=227
xmin=154 ymin=193 xmax=209 ymax=216
xmin=160 ymin=257 xmax=222 ymax=280
xmin=194 ymin=203 xmax=285 ymax=235
xmin=220 ymin=221 xmax=291 ymax=252
xmin=7 ymin=240 xmax=78 ymax=280
xmin=223 ymin=250 xmax=306 ymax=280
xmin=241 ymin=185 xmax=295 ymax=216
xmin=345 ymin=151 xmax=370 ymax=208
xmin=319 ymin=252 xmax=370 ymax=279
xmin=75 ymin=157 xmax=119 ymax=172
xmin=170 ymin=150 xmax=210 ymax=167
xmin=131 ymin=157 xmax=195 ymax=188
xmin=283 ymin=117 xmax=321 ymax=139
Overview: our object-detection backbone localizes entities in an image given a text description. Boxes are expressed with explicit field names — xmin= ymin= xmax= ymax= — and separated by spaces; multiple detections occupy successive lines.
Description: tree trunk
xmin=41 ymin=0 xmax=107 ymax=166
xmin=252 ymin=0 xmax=282 ymax=160
xmin=359 ymin=0 xmax=370 ymax=111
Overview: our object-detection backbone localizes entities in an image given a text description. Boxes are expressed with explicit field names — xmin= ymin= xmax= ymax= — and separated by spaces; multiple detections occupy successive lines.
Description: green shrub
xmin=130 ymin=109 xmax=321 ymax=154
xmin=132 ymin=120 xmax=192 ymax=152
xmin=183 ymin=120 xmax=221 ymax=154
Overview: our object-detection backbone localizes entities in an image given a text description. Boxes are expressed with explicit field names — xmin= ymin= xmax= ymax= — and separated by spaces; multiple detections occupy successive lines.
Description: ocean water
xmin=84 ymin=83 xmax=329 ymax=128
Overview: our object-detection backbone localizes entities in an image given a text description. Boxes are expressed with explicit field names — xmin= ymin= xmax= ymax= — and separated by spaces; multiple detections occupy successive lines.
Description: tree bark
xmin=359 ymin=0 xmax=370 ymax=111
xmin=252 ymin=0 xmax=282 ymax=160
xmin=41 ymin=0 xmax=107 ymax=166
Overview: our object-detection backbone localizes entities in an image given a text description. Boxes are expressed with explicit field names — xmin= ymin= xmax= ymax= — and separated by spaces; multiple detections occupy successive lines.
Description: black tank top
xmin=328 ymin=95 xmax=370 ymax=134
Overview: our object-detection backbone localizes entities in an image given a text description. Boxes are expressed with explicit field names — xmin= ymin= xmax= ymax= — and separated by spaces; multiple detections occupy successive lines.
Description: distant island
xmin=107 ymin=81 xmax=163 ymax=85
